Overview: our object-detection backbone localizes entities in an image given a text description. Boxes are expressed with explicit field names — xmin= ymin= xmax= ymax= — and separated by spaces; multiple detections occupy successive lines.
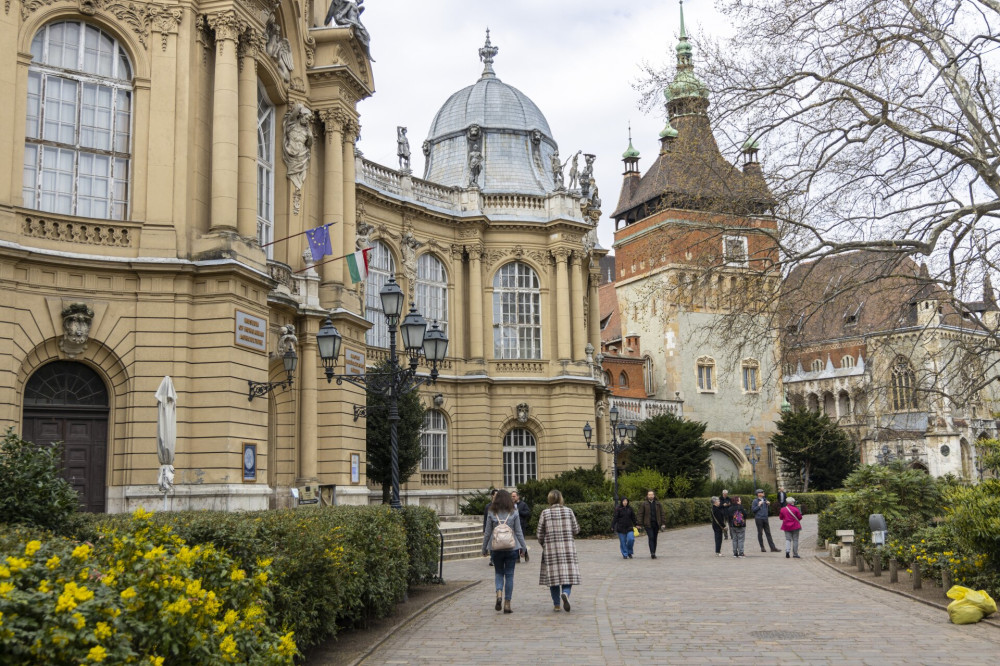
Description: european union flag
xmin=306 ymin=224 xmax=332 ymax=260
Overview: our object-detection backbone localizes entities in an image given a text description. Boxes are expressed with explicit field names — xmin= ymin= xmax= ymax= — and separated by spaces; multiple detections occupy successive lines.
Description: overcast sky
xmin=352 ymin=0 xmax=730 ymax=251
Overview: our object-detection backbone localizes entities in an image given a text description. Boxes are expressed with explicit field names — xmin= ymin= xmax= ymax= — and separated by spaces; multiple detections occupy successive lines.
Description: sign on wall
xmin=242 ymin=442 xmax=257 ymax=482
xmin=235 ymin=311 xmax=267 ymax=352
xmin=344 ymin=347 xmax=365 ymax=376
xmin=351 ymin=453 xmax=360 ymax=484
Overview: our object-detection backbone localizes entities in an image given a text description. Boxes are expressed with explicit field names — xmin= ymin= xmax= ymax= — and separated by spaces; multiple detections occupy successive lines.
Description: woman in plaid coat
xmin=536 ymin=489 xmax=581 ymax=612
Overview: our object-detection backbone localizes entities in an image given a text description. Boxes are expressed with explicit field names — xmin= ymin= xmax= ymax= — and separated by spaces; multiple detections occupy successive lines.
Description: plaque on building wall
xmin=351 ymin=453 xmax=360 ymax=484
xmin=235 ymin=311 xmax=267 ymax=352
xmin=243 ymin=442 xmax=257 ymax=482
xmin=344 ymin=347 xmax=365 ymax=375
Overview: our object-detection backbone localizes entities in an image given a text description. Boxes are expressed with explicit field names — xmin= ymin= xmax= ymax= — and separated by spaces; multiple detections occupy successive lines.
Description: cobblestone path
xmin=364 ymin=515 xmax=1000 ymax=665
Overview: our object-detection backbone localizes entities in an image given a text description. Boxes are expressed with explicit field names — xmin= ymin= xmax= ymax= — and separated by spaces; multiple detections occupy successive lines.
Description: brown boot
xmin=503 ymin=599 xmax=512 ymax=614
xmin=495 ymin=589 xmax=502 ymax=611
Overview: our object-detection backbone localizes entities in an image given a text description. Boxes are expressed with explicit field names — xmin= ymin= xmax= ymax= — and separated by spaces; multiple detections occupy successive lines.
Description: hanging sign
xmin=235 ymin=311 xmax=267 ymax=352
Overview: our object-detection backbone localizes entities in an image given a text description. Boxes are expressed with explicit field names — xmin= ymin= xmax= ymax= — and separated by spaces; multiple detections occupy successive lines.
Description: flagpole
xmin=260 ymin=222 xmax=336 ymax=249
xmin=294 ymin=247 xmax=370 ymax=274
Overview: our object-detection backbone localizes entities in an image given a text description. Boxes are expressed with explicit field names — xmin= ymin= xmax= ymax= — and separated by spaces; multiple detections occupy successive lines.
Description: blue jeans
xmin=617 ymin=531 xmax=634 ymax=557
xmin=549 ymin=584 xmax=571 ymax=605
xmin=491 ymin=549 xmax=518 ymax=600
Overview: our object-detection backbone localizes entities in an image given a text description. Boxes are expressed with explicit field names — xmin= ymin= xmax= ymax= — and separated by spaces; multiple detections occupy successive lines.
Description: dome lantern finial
xmin=676 ymin=0 xmax=693 ymax=68
xmin=479 ymin=28 xmax=499 ymax=79
xmin=622 ymin=122 xmax=641 ymax=169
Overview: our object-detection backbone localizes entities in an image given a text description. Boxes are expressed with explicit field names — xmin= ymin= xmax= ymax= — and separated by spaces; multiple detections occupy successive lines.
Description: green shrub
xmin=670 ymin=475 xmax=695 ymax=499
xmin=0 ymin=428 xmax=79 ymax=534
xmin=944 ymin=479 xmax=1000 ymax=570
xmin=515 ymin=466 xmax=611 ymax=508
xmin=697 ymin=477 xmax=772 ymax=497
xmin=400 ymin=506 xmax=440 ymax=585
xmin=459 ymin=488 xmax=494 ymax=516
xmin=617 ymin=468 xmax=669 ymax=503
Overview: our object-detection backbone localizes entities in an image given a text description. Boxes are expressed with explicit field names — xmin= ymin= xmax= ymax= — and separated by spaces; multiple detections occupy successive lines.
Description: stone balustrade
xmin=610 ymin=395 xmax=683 ymax=421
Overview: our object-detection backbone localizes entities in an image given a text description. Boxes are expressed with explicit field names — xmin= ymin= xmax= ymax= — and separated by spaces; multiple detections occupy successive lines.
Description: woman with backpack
xmin=537 ymin=489 xmax=581 ymax=612
xmin=727 ymin=496 xmax=748 ymax=558
xmin=482 ymin=489 xmax=527 ymax=613
xmin=779 ymin=496 xmax=804 ymax=558
xmin=612 ymin=497 xmax=637 ymax=559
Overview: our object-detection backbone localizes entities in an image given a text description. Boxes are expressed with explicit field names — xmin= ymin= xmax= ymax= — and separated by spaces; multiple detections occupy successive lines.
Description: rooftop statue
xmin=551 ymin=150 xmax=565 ymax=190
xmin=397 ymin=126 xmax=411 ymax=172
xmin=567 ymin=151 xmax=582 ymax=189
xmin=325 ymin=0 xmax=373 ymax=60
xmin=468 ymin=142 xmax=483 ymax=187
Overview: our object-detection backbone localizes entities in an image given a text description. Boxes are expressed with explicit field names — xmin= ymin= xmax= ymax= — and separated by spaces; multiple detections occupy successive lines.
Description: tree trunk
xmin=802 ymin=462 xmax=811 ymax=493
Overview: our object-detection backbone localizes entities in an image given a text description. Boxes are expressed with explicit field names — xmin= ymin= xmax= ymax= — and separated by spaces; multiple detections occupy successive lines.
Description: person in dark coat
xmin=511 ymin=490 xmax=531 ymax=562
xmin=777 ymin=486 xmax=788 ymax=508
xmin=612 ymin=497 xmax=637 ymax=559
xmin=751 ymin=488 xmax=780 ymax=553
xmin=727 ymin=496 xmax=748 ymax=557
xmin=710 ymin=496 xmax=727 ymax=557
xmin=634 ymin=490 xmax=666 ymax=558
xmin=537 ymin=489 xmax=581 ymax=612
xmin=719 ymin=490 xmax=732 ymax=540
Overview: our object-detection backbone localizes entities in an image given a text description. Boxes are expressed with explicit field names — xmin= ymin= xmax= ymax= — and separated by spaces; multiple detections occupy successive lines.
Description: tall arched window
xmin=891 ymin=357 xmax=918 ymax=410
xmin=257 ymin=85 xmax=275 ymax=255
xmin=741 ymin=358 xmax=759 ymax=393
xmin=841 ymin=355 xmax=855 ymax=369
xmin=420 ymin=409 xmax=447 ymax=471
xmin=502 ymin=428 xmax=536 ymax=486
xmin=493 ymin=262 xmax=541 ymax=359
xmin=618 ymin=371 xmax=629 ymax=388
xmin=365 ymin=241 xmax=396 ymax=347
xmin=696 ymin=356 xmax=715 ymax=392
xmin=415 ymin=253 xmax=448 ymax=334
xmin=25 ymin=21 xmax=132 ymax=219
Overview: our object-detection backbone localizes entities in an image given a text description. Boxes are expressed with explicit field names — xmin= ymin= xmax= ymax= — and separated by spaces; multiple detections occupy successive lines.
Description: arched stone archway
xmin=707 ymin=439 xmax=744 ymax=481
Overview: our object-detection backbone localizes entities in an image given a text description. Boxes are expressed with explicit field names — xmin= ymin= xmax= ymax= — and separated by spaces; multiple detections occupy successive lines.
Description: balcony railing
xmin=610 ymin=396 xmax=683 ymax=422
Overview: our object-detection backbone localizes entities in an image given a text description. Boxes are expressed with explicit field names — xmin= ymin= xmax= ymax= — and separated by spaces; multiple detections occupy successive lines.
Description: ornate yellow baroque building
xmin=0 ymin=1 xmax=606 ymax=514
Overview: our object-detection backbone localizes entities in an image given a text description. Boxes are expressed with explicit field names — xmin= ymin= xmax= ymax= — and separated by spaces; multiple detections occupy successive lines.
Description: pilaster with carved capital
xmin=319 ymin=108 xmax=348 ymax=143
xmin=150 ymin=6 xmax=184 ymax=53
xmin=208 ymin=11 xmax=245 ymax=55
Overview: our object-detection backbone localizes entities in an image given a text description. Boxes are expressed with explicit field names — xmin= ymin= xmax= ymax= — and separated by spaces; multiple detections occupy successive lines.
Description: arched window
xmin=838 ymin=391 xmax=851 ymax=420
xmin=257 ymin=85 xmax=275 ymax=255
xmin=602 ymin=371 xmax=612 ymax=387
xmin=420 ymin=409 xmax=447 ymax=472
xmin=415 ymin=253 xmax=448 ymax=335
xmin=810 ymin=359 xmax=823 ymax=372
xmin=365 ymin=241 xmax=396 ymax=347
xmin=807 ymin=393 xmax=820 ymax=412
xmin=618 ymin=371 xmax=629 ymax=388
xmin=891 ymin=357 xmax=917 ymax=410
xmin=841 ymin=355 xmax=855 ymax=369
xmin=25 ymin=22 xmax=132 ymax=219
xmin=643 ymin=355 xmax=654 ymax=395
xmin=741 ymin=358 xmax=759 ymax=393
xmin=696 ymin=356 xmax=715 ymax=392
xmin=502 ymin=428 xmax=536 ymax=486
xmin=493 ymin=262 xmax=541 ymax=359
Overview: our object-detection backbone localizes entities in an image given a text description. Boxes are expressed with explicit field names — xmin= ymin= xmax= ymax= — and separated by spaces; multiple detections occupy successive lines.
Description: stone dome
xmin=422 ymin=32 xmax=559 ymax=195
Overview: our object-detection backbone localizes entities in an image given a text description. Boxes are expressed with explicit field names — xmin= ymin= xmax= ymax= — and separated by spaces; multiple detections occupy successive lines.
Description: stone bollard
xmin=873 ymin=554 xmax=882 ymax=577
xmin=857 ymin=551 xmax=866 ymax=572
xmin=889 ymin=558 xmax=898 ymax=583
xmin=913 ymin=560 xmax=922 ymax=590
xmin=941 ymin=568 xmax=951 ymax=594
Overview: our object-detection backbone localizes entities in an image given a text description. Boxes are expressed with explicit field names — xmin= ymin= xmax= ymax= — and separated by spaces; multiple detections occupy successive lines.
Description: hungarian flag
xmin=305 ymin=224 xmax=333 ymax=260
xmin=346 ymin=247 xmax=371 ymax=284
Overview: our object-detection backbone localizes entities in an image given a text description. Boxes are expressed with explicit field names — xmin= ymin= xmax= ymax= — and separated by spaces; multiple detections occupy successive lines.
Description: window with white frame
xmin=493 ymin=262 xmax=541 ymax=359
xmin=723 ymin=235 xmax=748 ymax=266
xmin=742 ymin=359 xmax=759 ymax=393
xmin=811 ymin=359 xmax=823 ymax=372
xmin=257 ymin=85 xmax=275 ymax=256
xmin=502 ymin=428 xmax=537 ymax=486
xmin=415 ymin=253 xmax=448 ymax=335
xmin=365 ymin=241 xmax=396 ymax=347
xmin=697 ymin=356 xmax=715 ymax=392
xmin=643 ymin=355 xmax=654 ymax=395
xmin=841 ymin=355 xmax=855 ymax=369
xmin=420 ymin=409 xmax=447 ymax=471
xmin=25 ymin=21 xmax=132 ymax=220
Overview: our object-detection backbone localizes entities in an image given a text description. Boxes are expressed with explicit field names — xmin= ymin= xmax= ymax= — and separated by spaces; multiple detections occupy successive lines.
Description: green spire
xmin=659 ymin=118 xmax=679 ymax=139
xmin=665 ymin=0 xmax=708 ymax=103
xmin=622 ymin=123 xmax=640 ymax=159
xmin=676 ymin=0 xmax=693 ymax=65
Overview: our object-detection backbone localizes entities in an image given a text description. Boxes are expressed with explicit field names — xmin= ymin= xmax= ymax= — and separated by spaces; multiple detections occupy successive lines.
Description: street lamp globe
xmin=400 ymin=304 xmax=428 ymax=352
xmin=422 ymin=320 xmax=449 ymax=363
xmin=583 ymin=422 xmax=593 ymax=447
xmin=379 ymin=275 xmax=405 ymax=325
xmin=316 ymin=317 xmax=342 ymax=382
xmin=609 ymin=405 xmax=619 ymax=428
xmin=281 ymin=347 xmax=298 ymax=383
xmin=744 ymin=444 xmax=752 ymax=458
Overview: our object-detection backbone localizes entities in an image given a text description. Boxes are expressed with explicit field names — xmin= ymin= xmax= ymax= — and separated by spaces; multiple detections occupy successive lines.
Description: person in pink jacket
xmin=779 ymin=497 xmax=804 ymax=559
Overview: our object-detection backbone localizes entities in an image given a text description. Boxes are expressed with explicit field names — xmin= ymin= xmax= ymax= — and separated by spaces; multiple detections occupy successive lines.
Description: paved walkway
xmin=365 ymin=515 xmax=1000 ymax=664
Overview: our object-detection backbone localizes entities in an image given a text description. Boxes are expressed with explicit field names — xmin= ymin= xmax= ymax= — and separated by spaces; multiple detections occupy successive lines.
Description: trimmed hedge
xmin=71 ymin=504 xmax=438 ymax=651
xmin=524 ymin=493 xmax=839 ymax=538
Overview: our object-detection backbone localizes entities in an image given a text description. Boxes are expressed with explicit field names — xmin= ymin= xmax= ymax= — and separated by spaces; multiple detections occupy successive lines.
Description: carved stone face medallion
xmin=60 ymin=302 xmax=94 ymax=357
xmin=516 ymin=402 xmax=529 ymax=423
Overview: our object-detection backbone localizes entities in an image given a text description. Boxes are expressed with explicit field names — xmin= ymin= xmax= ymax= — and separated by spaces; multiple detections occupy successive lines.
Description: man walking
xmin=635 ymin=490 xmax=666 ymax=559
xmin=751 ymin=489 xmax=779 ymax=553
xmin=719 ymin=489 xmax=732 ymax=540
xmin=777 ymin=486 xmax=788 ymax=508
xmin=511 ymin=490 xmax=531 ymax=561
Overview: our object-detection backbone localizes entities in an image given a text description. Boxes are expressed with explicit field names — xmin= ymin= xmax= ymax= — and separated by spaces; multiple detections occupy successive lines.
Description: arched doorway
xmin=707 ymin=440 xmax=742 ymax=480
xmin=21 ymin=361 xmax=109 ymax=512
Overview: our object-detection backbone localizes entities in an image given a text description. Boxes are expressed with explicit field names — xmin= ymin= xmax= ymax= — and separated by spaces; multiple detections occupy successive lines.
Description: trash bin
xmin=869 ymin=513 xmax=887 ymax=545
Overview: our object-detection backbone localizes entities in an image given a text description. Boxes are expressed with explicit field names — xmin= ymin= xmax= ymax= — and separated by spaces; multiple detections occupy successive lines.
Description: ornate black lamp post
xmin=583 ymin=405 xmax=636 ymax=504
xmin=315 ymin=275 xmax=448 ymax=509
xmin=248 ymin=347 xmax=298 ymax=401
xmin=744 ymin=435 xmax=762 ymax=490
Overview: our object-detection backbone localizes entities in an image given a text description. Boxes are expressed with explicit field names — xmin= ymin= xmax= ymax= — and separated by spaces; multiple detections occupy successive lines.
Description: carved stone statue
xmin=590 ymin=182 xmax=601 ymax=209
xmin=567 ymin=150 xmax=581 ymax=189
xmin=582 ymin=228 xmax=597 ymax=256
xmin=581 ymin=153 xmax=596 ymax=198
xmin=282 ymin=103 xmax=313 ymax=191
xmin=278 ymin=324 xmax=298 ymax=355
xmin=516 ymin=403 xmax=530 ymax=423
xmin=397 ymin=126 xmax=411 ymax=172
xmin=468 ymin=142 xmax=483 ymax=187
xmin=551 ymin=150 xmax=564 ymax=190
xmin=325 ymin=0 xmax=373 ymax=60
xmin=60 ymin=302 xmax=94 ymax=357
xmin=401 ymin=232 xmax=422 ymax=292
xmin=422 ymin=140 xmax=431 ymax=157
xmin=265 ymin=18 xmax=294 ymax=84
xmin=355 ymin=220 xmax=373 ymax=251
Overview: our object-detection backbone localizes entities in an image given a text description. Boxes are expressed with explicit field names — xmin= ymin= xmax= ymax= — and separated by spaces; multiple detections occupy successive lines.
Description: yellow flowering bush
xmin=0 ymin=510 xmax=298 ymax=664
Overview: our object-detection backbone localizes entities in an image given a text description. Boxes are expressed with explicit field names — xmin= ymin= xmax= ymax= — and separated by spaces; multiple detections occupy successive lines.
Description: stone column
xmin=236 ymin=32 xmax=260 ymax=240
xmin=570 ymin=252 xmax=585 ymax=361
xmin=341 ymin=120 xmax=359 ymax=297
xmin=320 ymin=109 xmax=345 ymax=286
xmin=554 ymin=248 xmax=571 ymax=360
xmin=449 ymin=245 xmax=466 ymax=359
xmin=589 ymin=267 xmax=601 ymax=354
xmin=297 ymin=332 xmax=318 ymax=484
xmin=469 ymin=245 xmax=484 ymax=361
xmin=208 ymin=12 xmax=243 ymax=233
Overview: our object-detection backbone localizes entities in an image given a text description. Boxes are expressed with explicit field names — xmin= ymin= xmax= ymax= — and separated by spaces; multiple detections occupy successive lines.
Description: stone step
xmin=442 ymin=550 xmax=482 ymax=562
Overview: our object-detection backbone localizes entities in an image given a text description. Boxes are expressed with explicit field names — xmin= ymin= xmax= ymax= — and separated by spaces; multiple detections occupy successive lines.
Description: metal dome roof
xmin=426 ymin=77 xmax=554 ymax=141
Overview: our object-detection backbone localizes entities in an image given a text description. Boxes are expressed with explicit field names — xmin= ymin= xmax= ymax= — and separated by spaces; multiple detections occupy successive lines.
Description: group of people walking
xmin=710 ymin=487 xmax=803 ymax=558
xmin=482 ymin=488 xmax=579 ymax=614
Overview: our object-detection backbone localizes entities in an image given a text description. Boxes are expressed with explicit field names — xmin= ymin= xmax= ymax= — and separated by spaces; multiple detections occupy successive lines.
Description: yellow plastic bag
xmin=947 ymin=586 xmax=998 ymax=625
xmin=632 ymin=527 xmax=640 ymax=537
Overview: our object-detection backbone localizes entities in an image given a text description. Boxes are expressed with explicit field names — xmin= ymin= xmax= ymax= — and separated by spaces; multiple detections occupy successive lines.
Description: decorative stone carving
xmin=551 ymin=150 xmax=564 ymax=190
xmin=595 ymin=353 xmax=606 ymax=386
xmin=265 ymin=16 xmax=294 ymax=84
xmin=355 ymin=220 xmax=373 ymax=251
xmin=397 ymin=126 xmax=411 ymax=173
xmin=22 ymin=215 xmax=133 ymax=247
xmin=401 ymin=231 xmax=421 ymax=295
xmin=21 ymin=0 xmax=176 ymax=49
xmin=422 ymin=140 xmax=431 ymax=157
xmin=208 ymin=11 xmax=244 ymax=52
xmin=324 ymin=0 xmax=373 ymax=60
xmin=580 ymin=153 xmax=595 ymax=198
xmin=516 ymin=403 xmax=530 ymax=423
xmin=282 ymin=102 xmax=313 ymax=193
xmin=531 ymin=129 xmax=542 ymax=146
xmin=150 ymin=5 xmax=183 ymax=52
xmin=582 ymin=228 xmax=597 ymax=256
xmin=277 ymin=324 xmax=298 ymax=355
xmin=468 ymin=141 xmax=482 ymax=188
xmin=60 ymin=302 xmax=94 ymax=358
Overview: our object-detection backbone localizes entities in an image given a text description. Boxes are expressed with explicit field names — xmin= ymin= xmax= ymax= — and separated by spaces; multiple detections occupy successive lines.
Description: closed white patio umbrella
xmin=155 ymin=376 xmax=177 ymax=510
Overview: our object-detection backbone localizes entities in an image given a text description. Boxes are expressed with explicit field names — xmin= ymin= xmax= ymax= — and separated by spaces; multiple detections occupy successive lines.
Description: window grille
xmin=492 ymin=262 xmax=541 ymax=359
xmin=502 ymin=428 xmax=537 ymax=486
